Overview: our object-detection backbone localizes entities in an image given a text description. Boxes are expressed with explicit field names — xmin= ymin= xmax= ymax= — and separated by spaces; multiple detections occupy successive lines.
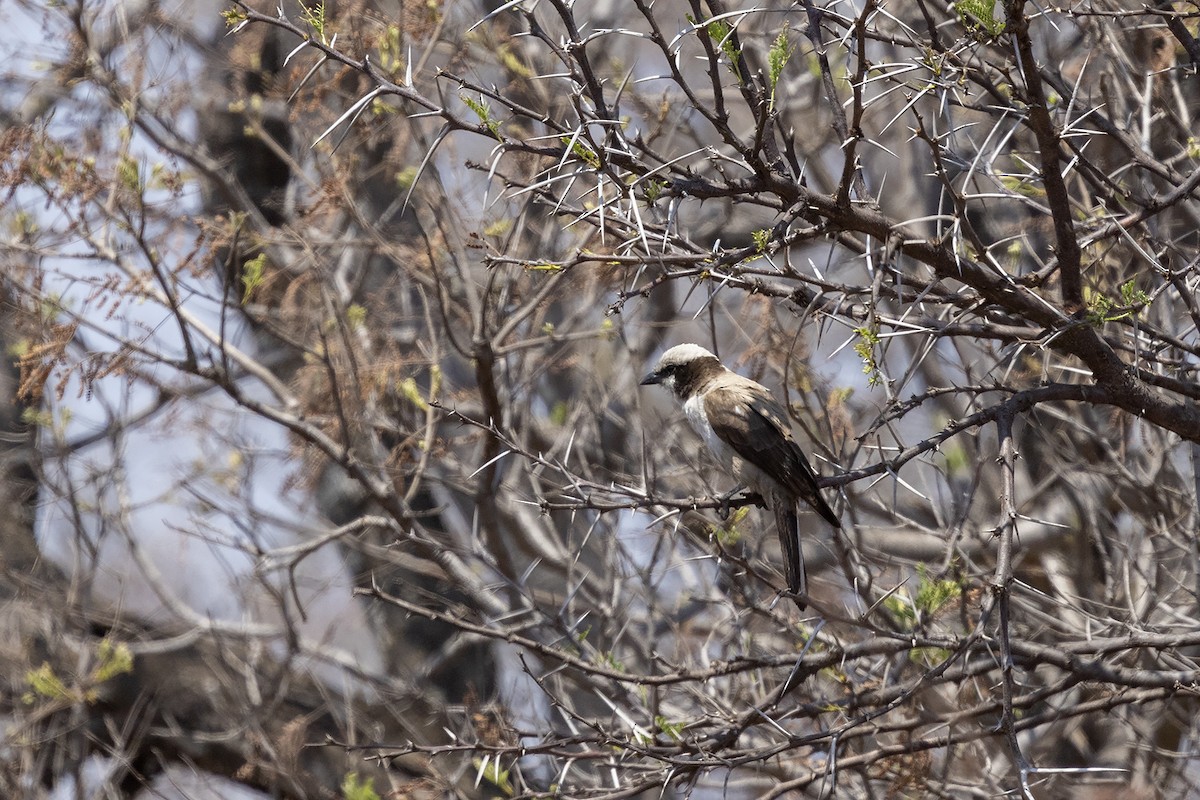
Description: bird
xmin=640 ymin=343 xmax=840 ymax=608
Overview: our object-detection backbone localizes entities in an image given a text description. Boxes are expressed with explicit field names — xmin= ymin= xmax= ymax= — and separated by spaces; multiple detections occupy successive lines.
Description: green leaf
xmin=852 ymin=326 xmax=882 ymax=386
xmin=300 ymin=1 xmax=329 ymax=43
xmin=767 ymin=29 xmax=795 ymax=111
xmin=914 ymin=564 xmax=961 ymax=616
xmin=712 ymin=506 xmax=749 ymax=546
xmin=655 ymin=715 xmax=685 ymax=741
xmin=688 ymin=13 xmax=743 ymax=81
xmin=395 ymin=165 xmax=419 ymax=189
xmin=463 ymin=95 xmax=501 ymax=139
xmin=954 ymin=0 xmax=1004 ymax=37
xmin=377 ymin=23 xmax=404 ymax=75
xmin=1119 ymin=279 xmax=1149 ymax=309
xmin=221 ymin=7 xmax=248 ymax=28
xmin=25 ymin=663 xmax=72 ymax=703
xmin=341 ymin=772 xmax=381 ymax=800
xmin=560 ymin=135 xmax=600 ymax=168
xmin=397 ymin=376 xmax=429 ymax=411
xmin=882 ymin=594 xmax=917 ymax=630
xmin=642 ymin=178 xmax=666 ymax=204
xmin=117 ymin=155 xmax=142 ymax=194
xmin=346 ymin=304 xmax=367 ymax=328
xmin=752 ymin=228 xmax=771 ymax=253
xmin=473 ymin=758 xmax=515 ymax=796
xmin=241 ymin=254 xmax=267 ymax=304
xmin=599 ymin=651 xmax=626 ymax=672
xmin=92 ymin=639 xmax=134 ymax=684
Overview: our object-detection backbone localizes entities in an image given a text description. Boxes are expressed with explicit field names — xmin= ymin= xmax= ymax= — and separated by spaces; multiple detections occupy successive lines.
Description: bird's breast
xmin=682 ymin=392 xmax=782 ymax=497
xmin=682 ymin=393 xmax=733 ymax=469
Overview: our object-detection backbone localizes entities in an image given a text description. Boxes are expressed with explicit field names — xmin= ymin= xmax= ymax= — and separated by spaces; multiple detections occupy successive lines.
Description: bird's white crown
xmin=653 ymin=343 xmax=718 ymax=370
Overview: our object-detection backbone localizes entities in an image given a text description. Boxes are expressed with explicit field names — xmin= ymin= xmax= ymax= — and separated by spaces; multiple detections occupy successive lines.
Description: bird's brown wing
xmin=703 ymin=385 xmax=841 ymax=528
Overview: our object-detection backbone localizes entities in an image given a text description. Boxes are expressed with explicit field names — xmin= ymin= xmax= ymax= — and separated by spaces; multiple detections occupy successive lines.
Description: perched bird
xmin=640 ymin=343 xmax=840 ymax=608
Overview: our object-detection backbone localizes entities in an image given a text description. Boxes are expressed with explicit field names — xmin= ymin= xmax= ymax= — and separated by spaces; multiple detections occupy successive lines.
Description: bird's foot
xmin=714 ymin=485 xmax=747 ymax=520
xmin=780 ymin=587 xmax=808 ymax=613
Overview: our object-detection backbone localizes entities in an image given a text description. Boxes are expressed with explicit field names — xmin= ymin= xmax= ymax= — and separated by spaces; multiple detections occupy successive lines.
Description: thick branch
xmin=1003 ymin=0 xmax=1083 ymax=314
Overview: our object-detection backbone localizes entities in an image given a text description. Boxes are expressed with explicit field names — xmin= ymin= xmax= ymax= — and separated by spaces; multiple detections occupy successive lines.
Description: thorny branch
xmin=6 ymin=0 xmax=1200 ymax=797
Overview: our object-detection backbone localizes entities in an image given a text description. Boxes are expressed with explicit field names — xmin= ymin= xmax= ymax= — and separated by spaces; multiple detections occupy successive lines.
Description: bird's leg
xmin=714 ymin=485 xmax=747 ymax=520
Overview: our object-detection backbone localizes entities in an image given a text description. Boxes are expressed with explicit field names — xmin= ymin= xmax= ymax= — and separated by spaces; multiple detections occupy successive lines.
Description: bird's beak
xmin=639 ymin=371 xmax=660 ymax=386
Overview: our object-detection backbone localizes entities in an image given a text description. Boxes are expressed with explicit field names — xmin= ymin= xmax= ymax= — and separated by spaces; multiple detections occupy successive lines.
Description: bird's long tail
xmin=773 ymin=499 xmax=806 ymax=609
